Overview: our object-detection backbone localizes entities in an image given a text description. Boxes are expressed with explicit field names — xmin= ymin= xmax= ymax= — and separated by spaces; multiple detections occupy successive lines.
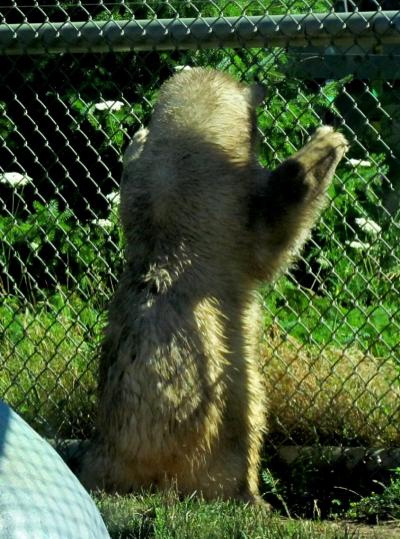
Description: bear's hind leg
xmin=79 ymin=440 xmax=133 ymax=494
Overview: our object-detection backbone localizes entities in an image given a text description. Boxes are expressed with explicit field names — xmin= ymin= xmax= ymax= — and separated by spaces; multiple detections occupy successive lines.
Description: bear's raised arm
xmin=248 ymin=126 xmax=348 ymax=282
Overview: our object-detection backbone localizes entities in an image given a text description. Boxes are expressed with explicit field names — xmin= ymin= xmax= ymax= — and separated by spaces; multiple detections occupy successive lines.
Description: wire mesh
xmin=0 ymin=1 xmax=399 ymax=461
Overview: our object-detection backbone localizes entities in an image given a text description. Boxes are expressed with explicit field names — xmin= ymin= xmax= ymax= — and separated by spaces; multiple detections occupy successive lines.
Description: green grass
xmin=262 ymin=277 xmax=400 ymax=359
xmin=0 ymin=290 xmax=102 ymax=437
xmin=95 ymin=492 xmax=373 ymax=539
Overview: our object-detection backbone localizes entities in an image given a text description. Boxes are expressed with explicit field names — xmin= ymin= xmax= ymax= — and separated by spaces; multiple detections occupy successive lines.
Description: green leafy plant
xmin=346 ymin=468 xmax=400 ymax=522
xmin=1 ymin=196 xmax=123 ymax=301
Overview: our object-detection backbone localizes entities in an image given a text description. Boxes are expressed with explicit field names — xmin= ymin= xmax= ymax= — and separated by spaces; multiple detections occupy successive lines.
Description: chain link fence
xmin=1 ymin=0 xmax=399 ymax=499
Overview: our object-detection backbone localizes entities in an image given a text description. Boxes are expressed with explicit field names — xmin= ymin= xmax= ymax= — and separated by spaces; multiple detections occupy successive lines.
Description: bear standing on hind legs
xmin=80 ymin=68 xmax=348 ymax=503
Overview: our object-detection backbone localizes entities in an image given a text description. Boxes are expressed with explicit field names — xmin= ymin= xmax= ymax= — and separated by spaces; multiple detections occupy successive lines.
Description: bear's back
xmin=120 ymin=68 xmax=260 ymax=282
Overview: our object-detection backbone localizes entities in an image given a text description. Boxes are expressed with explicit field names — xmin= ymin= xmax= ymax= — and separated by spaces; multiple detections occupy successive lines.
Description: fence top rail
xmin=0 ymin=11 xmax=399 ymax=54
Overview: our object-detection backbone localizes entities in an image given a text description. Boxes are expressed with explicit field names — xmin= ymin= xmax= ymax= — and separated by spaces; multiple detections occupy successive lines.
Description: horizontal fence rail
xmin=0 ymin=12 xmax=400 ymax=53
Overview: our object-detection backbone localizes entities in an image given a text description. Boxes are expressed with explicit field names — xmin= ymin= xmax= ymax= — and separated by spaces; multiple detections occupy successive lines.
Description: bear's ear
xmin=245 ymin=83 xmax=266 ymax=107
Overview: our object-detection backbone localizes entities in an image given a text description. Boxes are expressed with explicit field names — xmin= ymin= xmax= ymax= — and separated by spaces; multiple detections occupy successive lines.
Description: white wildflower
xmin=345 ymin=240 xmax=371 ymax=250
xmin=347 ymin=158 xmax=372 ymax=168
xmin=355 ymin=217 xmax=382 ymax=236
xmin=92 ymin=218 xmax=113 ymax=228
xmin=174 ymin=65 xmax=192 ymax=72
xmin=105 ymin=191 xmax=120 ymax=206
xmin=0 ymin=172 xmax=32 ymax=187
xmin=94 ymin=100 xmax=125 ymax=112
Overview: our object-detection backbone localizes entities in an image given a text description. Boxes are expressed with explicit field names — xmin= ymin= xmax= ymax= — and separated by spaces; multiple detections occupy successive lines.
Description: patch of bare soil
xmin=332 ymin=520 xmax=400 ymax=538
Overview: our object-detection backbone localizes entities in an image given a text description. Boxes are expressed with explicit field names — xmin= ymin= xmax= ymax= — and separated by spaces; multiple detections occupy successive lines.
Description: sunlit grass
xmin=95 ymin=492 xmax=365 ymax=539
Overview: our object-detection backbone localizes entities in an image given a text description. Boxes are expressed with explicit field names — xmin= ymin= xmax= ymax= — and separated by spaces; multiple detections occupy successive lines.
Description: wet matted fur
xmin=80 ymin=68 xmax=348 ymax=503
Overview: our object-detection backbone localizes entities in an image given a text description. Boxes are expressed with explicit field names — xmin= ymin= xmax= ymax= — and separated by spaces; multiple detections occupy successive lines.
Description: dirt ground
xmin=331 ymin=520 xmax=400 ymax=538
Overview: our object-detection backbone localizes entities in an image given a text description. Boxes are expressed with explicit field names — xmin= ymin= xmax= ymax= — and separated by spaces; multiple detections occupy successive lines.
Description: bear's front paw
xmin=263 ymin=126 xmax=348 ymax=218
xmin=123 ymin=127 xmax=149 ymax=167
xmin=295 ymin=125 xmax=349 ymax=194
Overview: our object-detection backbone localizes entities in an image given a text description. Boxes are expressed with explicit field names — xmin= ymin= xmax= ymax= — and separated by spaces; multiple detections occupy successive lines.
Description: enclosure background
xmin=1 ymin=4 xmax=399 ymax=510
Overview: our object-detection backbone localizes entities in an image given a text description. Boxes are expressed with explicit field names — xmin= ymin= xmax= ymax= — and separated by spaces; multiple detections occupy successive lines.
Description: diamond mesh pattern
xmin=0 ymin=2 xmax=399 ymax=455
